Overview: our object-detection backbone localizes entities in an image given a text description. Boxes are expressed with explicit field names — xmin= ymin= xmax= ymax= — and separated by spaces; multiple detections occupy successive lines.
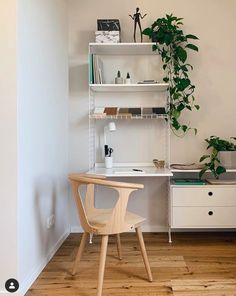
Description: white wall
xmin=68 ymin=0 xmax=236 ymax=231
xmin=17 ymin=0 xmax=69 ymax=294
xmin=0 ymin=1 xmax=18 ymax=293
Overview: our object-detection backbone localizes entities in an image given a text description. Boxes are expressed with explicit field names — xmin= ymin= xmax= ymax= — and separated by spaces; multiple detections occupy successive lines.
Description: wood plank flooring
xmin=27 ymin=232 xmax=236 ymax=295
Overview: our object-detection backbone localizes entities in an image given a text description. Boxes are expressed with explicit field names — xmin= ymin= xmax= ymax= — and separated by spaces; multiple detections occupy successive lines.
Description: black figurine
xmin=129 ymin=8 xmax=147 ymax=43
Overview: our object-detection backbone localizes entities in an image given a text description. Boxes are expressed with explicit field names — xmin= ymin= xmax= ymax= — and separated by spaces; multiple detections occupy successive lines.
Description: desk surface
xmin=87 ymin=166 xmax=173 ymax=177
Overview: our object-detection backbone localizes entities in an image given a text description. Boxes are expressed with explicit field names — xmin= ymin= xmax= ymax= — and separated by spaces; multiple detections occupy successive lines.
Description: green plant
xmin=199 ymin=136 xmax=236 ymax=179
xmin=143 ymin=14 xmax=199 ymax=135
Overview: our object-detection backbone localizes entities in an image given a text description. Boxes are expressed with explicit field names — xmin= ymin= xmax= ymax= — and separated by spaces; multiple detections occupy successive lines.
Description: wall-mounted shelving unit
xmin=88 ymin=42 xmax=170 ymax=175
xmin=88 ymin=43 xmax=236 ymax=243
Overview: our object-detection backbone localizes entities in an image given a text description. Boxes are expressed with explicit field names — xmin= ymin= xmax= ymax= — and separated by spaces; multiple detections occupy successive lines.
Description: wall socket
xmin=47 ymin=214 xmax=55 ymax=229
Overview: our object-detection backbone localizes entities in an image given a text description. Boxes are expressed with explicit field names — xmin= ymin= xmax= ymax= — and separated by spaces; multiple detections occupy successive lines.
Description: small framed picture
xmin=97 ymin=19 xmax=120 ymax=31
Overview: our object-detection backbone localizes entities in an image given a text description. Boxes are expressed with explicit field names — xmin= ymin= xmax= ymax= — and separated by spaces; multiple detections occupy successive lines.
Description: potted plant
xmin=199 ymin=136 xmax=236 ymax=179
xmin=143 ymin=14 xmax=199 ymax=136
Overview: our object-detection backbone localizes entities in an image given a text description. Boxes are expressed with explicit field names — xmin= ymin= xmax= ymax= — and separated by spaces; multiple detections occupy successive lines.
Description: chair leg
xmin=135 ymin=226 xmax=153 ymax=282
xmin=116 ymin=233 xmax=122 ymax=260
xmin=97 ymin=235 xmax=109 ymax=296
xmin=72 ymin=232 xmax=88 ymax=276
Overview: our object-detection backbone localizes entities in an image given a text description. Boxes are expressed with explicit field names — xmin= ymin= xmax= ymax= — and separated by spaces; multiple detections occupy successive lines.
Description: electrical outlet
xmin=47 ymin=215 xmax=55 ymax=229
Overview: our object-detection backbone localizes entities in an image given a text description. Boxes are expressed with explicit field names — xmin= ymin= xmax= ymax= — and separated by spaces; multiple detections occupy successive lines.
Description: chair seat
xmin=88 ymin=209 xmax=145 ymax=229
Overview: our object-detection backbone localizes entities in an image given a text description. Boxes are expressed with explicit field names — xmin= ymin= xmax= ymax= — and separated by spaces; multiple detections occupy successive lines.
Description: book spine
xmin=89 ymin=54 xmax=94 ymax=84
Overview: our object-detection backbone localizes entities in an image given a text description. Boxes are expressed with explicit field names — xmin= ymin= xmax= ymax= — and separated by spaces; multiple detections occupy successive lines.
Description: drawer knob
xmin=208 ymin=191 xmax=213 ymax=196
xmin=208 ymin=211 xmax=213 ymax=216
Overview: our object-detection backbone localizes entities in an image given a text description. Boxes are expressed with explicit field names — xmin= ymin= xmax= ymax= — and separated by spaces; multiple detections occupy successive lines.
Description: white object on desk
xmin=105 ymin=156 xmax=113 ymax=169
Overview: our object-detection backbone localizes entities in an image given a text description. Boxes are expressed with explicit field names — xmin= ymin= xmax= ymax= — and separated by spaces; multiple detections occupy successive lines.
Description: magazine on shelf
xmin=91 ymin=55 xmax=103 ymax=84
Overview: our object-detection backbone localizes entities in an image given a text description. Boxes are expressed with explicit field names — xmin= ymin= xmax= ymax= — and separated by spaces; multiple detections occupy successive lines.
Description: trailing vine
xmin=143 ymin=14 xmax=199 ymax=135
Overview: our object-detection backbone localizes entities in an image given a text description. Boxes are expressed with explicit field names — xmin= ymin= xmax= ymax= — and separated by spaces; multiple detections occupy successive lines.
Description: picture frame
xmin=97 ymin=19 xmax=120 ymax=31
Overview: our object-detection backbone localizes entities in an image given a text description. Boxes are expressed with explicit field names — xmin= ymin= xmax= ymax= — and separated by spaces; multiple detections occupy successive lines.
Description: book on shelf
xmin=104 ymin=107 xmax=118 ymax=115
xmin=93 ymin=107 xmax=105 ymax=114
xmin=173 ymin=179 xmax=206 ymax=185
xmin=128 ymin=108 xmax=141 ymax=116
xmin=91 ymin=107 xmax=106 ymax=118
xmin=118 ymin=108 xmax=132 ymax=117
xmin=137 ymin=80 xmax=159 ymax=84
xmin=89 ymin=54 xmax=94 ymax=84
xmin=143 ymin=107 xmax=166 ymax=116
xmin=152 ymin=107 xmax=166 ymax=115
xmin=91 ymin=55 xmax=103 ymax=84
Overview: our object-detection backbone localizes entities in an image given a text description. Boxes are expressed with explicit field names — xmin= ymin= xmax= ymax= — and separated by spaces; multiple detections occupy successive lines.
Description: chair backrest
xmin=69 ymin=174 xmax=144 ymax=235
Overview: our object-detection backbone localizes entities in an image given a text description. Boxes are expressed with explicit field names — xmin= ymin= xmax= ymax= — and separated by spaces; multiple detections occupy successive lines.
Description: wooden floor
xmin=27 ymin=232 xmax=236 ymax=296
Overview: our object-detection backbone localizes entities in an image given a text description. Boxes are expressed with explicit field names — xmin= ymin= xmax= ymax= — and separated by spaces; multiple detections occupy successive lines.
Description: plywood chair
xmin=69 ymin=173 xmax=153 ymax=296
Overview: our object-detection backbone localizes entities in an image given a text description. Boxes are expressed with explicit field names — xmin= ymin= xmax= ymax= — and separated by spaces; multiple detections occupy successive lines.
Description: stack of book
xmin=173 ymin=179 xmax=206 ymax=185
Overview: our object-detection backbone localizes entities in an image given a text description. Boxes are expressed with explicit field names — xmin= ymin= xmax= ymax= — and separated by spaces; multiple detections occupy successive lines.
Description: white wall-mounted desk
xmin=87 ymin=166 xmax=173 ymax=177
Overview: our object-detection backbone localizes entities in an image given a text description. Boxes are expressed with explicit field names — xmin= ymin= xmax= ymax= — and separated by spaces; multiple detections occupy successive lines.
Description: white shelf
xmin=171 ymin=169 xmax=236 ymax=173
xmin=89 ymin=42 xmax=158 ymax=55
xmin=87 ymin=166 xmax=173 ymax=177
xmin=90 ymin=114 xmax=168 ymax=120
xmin=89 ymin=83 xmax=169 ymax=92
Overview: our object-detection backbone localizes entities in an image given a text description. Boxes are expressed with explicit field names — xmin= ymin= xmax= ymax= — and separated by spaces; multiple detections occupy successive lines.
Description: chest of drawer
xmin=172 ymin=206 xmax=236 ymax=228
xmin=171 ymin=187 xmax=236 ymax=207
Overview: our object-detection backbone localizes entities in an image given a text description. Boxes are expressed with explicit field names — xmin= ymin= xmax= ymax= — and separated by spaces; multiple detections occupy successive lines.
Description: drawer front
xmin=172 ymin=206 xmax=236 ymax=227
xmin=172 ymin=187 xmax=236 ymax=207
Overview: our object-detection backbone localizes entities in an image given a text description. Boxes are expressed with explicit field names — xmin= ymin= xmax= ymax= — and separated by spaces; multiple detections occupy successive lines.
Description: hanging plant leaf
xmin=176 ymin=46 xmax=187 ymax=63
xmin=186 ymin=34 xmax=199 ymax=40
xmin=200 ymin=155 xmax=210 ymax=162
xmin=143 ymin=15 xmax=199 ymax=135
xmin=186 ymin=44 xmax=199 ymax=51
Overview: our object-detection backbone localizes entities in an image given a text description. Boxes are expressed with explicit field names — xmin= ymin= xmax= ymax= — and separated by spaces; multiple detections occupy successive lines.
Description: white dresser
xmin=169 ymin=184 xmax=236 ymax=242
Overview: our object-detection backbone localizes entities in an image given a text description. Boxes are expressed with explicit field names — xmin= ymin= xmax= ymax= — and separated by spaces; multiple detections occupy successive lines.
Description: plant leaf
xmin=176 ymin=46 xmax=187 ymax=63
xmin=182 ymin=125 xmax=188 ymax=132
xmin=216 ymin=166 xmax=226 ymax=175
xmin=186 ymin=44 xmax=199 ymax=51
xmin=200 ymin=155 xmax=210 ymax=162
xmin=152 ymin=44 xmax=158 ymax=51
xmin=143 ymin=28 xmax=153 ymax=36
xmin=186 ymin=34 xmax=199 ymax=40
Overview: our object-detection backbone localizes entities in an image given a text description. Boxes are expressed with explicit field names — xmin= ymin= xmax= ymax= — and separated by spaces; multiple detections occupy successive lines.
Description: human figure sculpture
xmin=129 ymin=8 xmax=147 ymax=42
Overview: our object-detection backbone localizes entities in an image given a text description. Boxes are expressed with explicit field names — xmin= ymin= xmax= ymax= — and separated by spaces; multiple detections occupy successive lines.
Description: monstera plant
xmin=143 ymin=14 xmax=199 ymax=136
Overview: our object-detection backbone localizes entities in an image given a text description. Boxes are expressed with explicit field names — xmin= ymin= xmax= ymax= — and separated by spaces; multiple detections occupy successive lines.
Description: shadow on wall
xmin=34 ymin=178 xmax=57 ymax=259
xmin=76 ymin=30 xmax=94 ymax=56
xmin=69 ymin=64 xmax=88 ymax=96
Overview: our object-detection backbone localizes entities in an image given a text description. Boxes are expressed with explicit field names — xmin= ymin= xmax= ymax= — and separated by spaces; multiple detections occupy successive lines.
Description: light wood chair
xmin=69 ymin=173 xmax=153 ymax=296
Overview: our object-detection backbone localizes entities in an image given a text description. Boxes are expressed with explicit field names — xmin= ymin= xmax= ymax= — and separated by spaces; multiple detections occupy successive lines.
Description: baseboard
xmin=19 ymin=228 xmax=70 ymax=296
xmin=70 ymin=225 xmax=83 ymax=233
